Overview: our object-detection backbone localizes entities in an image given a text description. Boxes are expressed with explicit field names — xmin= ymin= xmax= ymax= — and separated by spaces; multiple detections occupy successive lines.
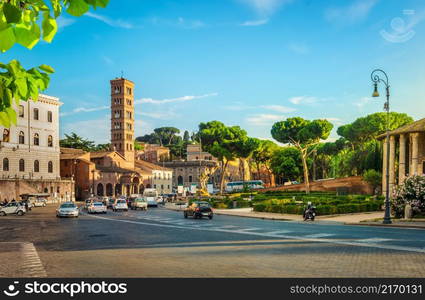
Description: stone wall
xmin=262 ymin=176 xmax=373 ymax=195
xmin=0 ymin=179 xmax=73 ymax=201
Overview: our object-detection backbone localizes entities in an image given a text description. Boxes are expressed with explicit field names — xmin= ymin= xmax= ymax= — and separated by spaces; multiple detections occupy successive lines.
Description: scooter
xmin=303 ymin=206 xmax=316 ymax=221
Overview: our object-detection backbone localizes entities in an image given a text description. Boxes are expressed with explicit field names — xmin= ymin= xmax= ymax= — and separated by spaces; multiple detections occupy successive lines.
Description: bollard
xmin=404 ymin=204 xmax=413 ymax=219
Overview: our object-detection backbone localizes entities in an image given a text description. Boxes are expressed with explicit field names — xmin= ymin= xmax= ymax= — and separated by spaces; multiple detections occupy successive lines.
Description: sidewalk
xmin=164 ymin=203 xmax=425 ymax=229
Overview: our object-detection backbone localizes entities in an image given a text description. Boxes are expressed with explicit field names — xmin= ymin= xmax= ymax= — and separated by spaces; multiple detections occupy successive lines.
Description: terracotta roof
xmin=60 ymin=147 xmax=86 ymax=155
xmin=135 ymin=159 xmax=172 ymax=171
xmin=89 ymin=151 xmax=114 ymax=158
xmin=377 ymin=118 xmax=425 ymax=139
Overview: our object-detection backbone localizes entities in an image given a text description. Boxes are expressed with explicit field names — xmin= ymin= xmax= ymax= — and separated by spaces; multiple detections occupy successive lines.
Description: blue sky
xmin=4 ymin=0 xmax=425 ymax=143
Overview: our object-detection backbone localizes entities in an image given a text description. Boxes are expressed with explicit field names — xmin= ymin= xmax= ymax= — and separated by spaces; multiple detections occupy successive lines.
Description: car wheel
xmin=208 ymin=215 xmax=213 ymax=220
xmin=17 ymin=211 xmax=24 ymax=216
xmin=0 ymin=211 xmax=6 ymax=216
xmin=184 ymin=212 xmax=188 ymax=218
xmin=193 ymin=214 xmax=197 ymax=219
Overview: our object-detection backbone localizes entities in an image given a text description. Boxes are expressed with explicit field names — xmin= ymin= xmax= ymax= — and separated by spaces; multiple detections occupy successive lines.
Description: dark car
xmin=184 ymin=201 xmax=213 ymax=219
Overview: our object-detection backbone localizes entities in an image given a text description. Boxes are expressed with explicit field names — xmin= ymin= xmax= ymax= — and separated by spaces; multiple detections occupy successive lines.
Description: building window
xmin=34 ymin=160 xmax=40 ymax=172
xmin=126 ymin=87 xmax=132 ymax=95
xmin=2 ymin=129 xmax=10 ymax=142
xmin=19 ymin=159 xmax=25 ymax=172
xmin=48 ymin=135 xmax=53 ymax=147
xmin=2 ymin=158 xmax=9 ymax=171
xmin=19 ymin=131 xmax=25 ymax=144
xmin=33 ymin=108 xmax=39 ymax=120
xmin=48 ymin=161 xmax=53 ymax=173
xmin=19 ymin=105 xmax=24 ymax=118
xmin=189 ymin=176 xmax=192 ymax=183
xmin=154 ymin=184 xmax=157 ymax=188
xmin=47 ymin=111 xmax=53 ymax=122
xmin=34 ymin=133 xmax=39 ymax=146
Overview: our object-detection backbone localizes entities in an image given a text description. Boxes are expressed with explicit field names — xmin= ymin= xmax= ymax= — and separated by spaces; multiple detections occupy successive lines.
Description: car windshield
xmin=94 ymin=203 xmax=104 ymax=206
xmin=117 ymin=200 xmax=126 ymax=204
xmin=135 ymin=198 xmax=146 ymax=202
xmin=61 ymin=203 xmax=76 ymax=208
xmin=198 ymin=202 xmax=211 ymax=208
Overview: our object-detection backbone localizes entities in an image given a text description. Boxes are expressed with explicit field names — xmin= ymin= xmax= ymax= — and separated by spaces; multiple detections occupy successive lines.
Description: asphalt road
xmin=1 ymin=204 xmax=425 ymax=277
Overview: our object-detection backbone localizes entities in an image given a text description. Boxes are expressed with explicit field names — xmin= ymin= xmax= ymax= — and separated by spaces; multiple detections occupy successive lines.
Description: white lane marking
xmin=304 ymin=233 xmax=335 ymax=239
xmin=265 ymin=230 xmax=292 ymax=237
xmin=19 ymin=242 xmax=47 ymax=277
xmin=233 ymin=227 xmax=262 ymax=233
xmin=85 ymin=213 xmax=425 ymax=254
xmin=356 ymin=238 xmax=393 ymax=243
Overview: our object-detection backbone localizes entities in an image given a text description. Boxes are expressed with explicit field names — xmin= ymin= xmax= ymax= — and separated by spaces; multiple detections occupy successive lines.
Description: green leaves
xmin=0 ymin=27 xmax=15 ymax=52
xmin=0 ymin=60 xmax=54 ymax=127
xmin=67 ymin=0 xmax=90 ymax=16
xmin=42 ymin=13 xmax=57 ymax=43
xmin=3 ymin=3 xmax=22 ymax=24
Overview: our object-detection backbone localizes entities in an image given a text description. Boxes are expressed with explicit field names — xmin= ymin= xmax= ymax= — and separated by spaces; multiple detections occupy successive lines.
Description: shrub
xmin=393 ymin=175 xmax=425 ymax=218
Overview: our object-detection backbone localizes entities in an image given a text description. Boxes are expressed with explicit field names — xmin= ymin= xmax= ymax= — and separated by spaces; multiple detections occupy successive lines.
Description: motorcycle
xmin=303 ymin=205 xmax=316 ymax=221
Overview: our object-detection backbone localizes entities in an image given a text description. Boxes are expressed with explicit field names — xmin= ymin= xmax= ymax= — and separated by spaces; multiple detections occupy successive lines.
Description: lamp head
xmin=372 ymin=83 xmax=380 ymax=97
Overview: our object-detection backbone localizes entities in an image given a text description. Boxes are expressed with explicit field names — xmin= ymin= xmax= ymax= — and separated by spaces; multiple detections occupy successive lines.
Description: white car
xmin=56 ymin=202 xmax=79 ymax=218
xmin=0 ymin=202 xmax=26 ymax=216
xmin=130 ymin=198 xmax=148 ymax=211
xmin=113 ymin=199 xmax=128 ymax=212
xmin=32 ymin=198 xmax=47 ymax=207
xmin=88 ymin=202 xmax=107 ymax=214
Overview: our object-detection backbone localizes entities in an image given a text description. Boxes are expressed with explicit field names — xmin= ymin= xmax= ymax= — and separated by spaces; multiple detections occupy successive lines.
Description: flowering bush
xmin=392 ymin=175 xmax=425 ymax=218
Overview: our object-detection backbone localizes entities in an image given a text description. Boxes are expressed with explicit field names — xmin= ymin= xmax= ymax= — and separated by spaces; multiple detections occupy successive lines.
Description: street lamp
xmin=371 ymin=69 xmax=392 ymax=224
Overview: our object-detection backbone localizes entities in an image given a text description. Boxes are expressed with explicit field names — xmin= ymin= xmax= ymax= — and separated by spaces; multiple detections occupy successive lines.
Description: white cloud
xmin=135 ymin=110 xmax=177 ymax=120
xmin=60 ymin=105 xmax=109 ymax=117
xmin=289 ymin=96 xmax=317 ymax=105
xmin=353 ymin=96 xmax=372 ymax=107
xmin=57 ymin=16 xmax=76 ymax=30
xmin=261 ymin=105 xmax=296 ymax=113
xmin=240 ymin=19 xmax=269 ymax=26
xmin=288 ymin=42 xmax=309 ymax=54
xmin=324 ymin=117 xmax=343 ymax=126
xmin=246 ymin=114 xmax=284 ymax=126
xmin=85 ymin=12 xmax=133 ymax=29
xmin=62 ymin=117 xmax=110 ymax=144
xmin=135 ymin=93 xmax=218 ymax=105
xmin=238 ymin=0 xmax=293 ymax=16
xmin=325 ymin=0 xmax=379 ymax=24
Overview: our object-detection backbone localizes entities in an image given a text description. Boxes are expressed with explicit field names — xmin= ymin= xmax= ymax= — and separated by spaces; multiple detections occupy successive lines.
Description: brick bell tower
xmin=110 ymin=77 xmax=135 ymax=165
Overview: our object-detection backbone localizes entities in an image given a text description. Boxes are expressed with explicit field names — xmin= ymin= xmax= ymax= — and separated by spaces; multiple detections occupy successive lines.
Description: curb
xmin=345 ymin=222 xmax=425 ymax=230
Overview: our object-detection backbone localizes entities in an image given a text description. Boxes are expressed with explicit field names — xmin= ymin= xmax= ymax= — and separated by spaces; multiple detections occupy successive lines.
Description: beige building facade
xmin=380 ymin=118 xmax=425 ymax=196
xmin=0 ymin=94 xmax=72 ymax=200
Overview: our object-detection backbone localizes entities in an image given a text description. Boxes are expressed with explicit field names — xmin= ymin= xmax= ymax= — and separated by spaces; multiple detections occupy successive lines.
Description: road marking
xmin=264 ymin=230 xmax=292 ymax=236
xmin=84 ymin=214 xmax=425 ymax=254
xmin=356 ymin=238 xmax=392 ymax=243
xmin=233 ymin=227 xmax=262 ymax=233
xmin=19 ymin=243 xmax=47 ymax=277
xmin=304 ymin=233 xmax=335 ymax=239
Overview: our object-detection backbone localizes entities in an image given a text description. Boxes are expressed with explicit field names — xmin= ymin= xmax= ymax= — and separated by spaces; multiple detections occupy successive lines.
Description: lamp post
xmin=371 ymin=69 xmax=392 ymax=224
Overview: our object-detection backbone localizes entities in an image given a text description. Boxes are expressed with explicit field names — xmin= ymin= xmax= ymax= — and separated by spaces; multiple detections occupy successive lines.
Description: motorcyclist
xmin=303 ymin=202 xmax=316 ymax=221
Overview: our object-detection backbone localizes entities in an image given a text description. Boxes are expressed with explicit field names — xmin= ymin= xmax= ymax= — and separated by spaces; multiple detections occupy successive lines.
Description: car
xmin=184 ymin=201 xmax=213 ymax=219
xmin=113 ymin=199 xmax=128 ymax=212
xmin=107 ymin=198 xmax=115 ymax=209
xmin=130 ymin=198 xmax=148 ymax=211
xmin=19 ymin=200 xmax=33 ymax=211
xmin=32 ymin=198 xmax=47 ymax=207
xmin=88 ymin=201 xmax=107 ymax=214
xmin=0 ymin=202 xmax=26 ymax=216
xmin=56 ymin=202 xmax=79 ymax=218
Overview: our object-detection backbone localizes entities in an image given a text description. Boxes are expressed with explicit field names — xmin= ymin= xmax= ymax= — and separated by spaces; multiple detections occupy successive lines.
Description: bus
xmin=225 ymin=180 xmax=264 ymax=192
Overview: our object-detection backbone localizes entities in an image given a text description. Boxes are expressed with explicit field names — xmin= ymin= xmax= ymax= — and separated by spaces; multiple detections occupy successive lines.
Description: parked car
xmin=130 ymin=198 xmax=148 ymax=211
xmin=56 ymin=202 xmax=79 ymax=218
xmin=113 ymin=199 xmax=128 ymax=212
xmin=0 ymin=202 xmax=26 ymax=216
xmin=88 ymin=202 xmax=107 ymax=214
xmin=84 ymin=199 xmax=93 ymax=210
xmin=32 ymin=198 xmax=47 ymax=207
xmin=184 ymin=201 xmax=213 ymax=219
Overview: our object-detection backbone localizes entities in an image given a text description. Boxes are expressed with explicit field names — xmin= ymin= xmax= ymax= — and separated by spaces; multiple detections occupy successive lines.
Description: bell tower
xmin=110 ymin=77 xmax=135 ymax=165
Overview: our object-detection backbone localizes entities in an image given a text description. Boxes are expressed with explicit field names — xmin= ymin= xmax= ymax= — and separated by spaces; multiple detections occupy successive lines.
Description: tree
xmin=136 ymin=133 xmax=160 ymax=144
xmin=234 ymin=137 xmax=260 ymax=182
xmin=198 ymin=121 xmax=247 ymax=194
xmin=183 ymin=130 xmax=190 ymax=143
xmin=251 ymin=139 xmax=279 ymax=186
xmin=60 ymin=132 xmax=95 ymax=152
xmin=271 ymin=117 xmax=333 ymax=193
xmin=153 ymin=127 xmax=180 ymax=146
xmin=363 ymin=169 xmax=382 ymax=195
xmin=92 ymin=143 xmax=110 ymax=152
xmin=134 ymin=140 xmax=143 ymax=151
xmin=0 ymin=0 xmax=110 ymax=128
xmin=270 ymin=147 xmax=302 ymax=182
